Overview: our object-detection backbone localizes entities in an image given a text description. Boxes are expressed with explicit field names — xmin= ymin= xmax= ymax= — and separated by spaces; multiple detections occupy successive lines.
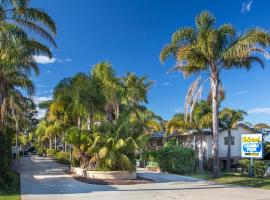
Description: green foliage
xmin=238 ymin=159 xmax=268 ymax=177
xmin=56 ymin=152 xmax=70 ymax=165
xmin=148 ymin=150 xmax=158 ymax=162
xmin=239 ymin=159 xmax=250 ymax=174
xmin=253 ymin=161 xmax=268 ymax=178
xmin=156 ymin=145 xmax=196 ymax=174
xmin=46 ymin=149 xmax=58 ymax=158
xmin=0 ymin=170 xmax=20 ymax=198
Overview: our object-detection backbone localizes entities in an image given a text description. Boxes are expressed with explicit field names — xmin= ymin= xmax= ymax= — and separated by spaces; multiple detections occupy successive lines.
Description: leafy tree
xmin=219 ymin=108 xmax=246 ymax=171
xmin=160 ymin=11 xmax=270 ymax=177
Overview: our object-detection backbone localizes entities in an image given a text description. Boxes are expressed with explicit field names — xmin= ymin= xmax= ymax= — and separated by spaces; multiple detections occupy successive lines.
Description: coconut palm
xmin=219 ymin=108 xmax=246 ymax=171
xmin=160 ymin=11 xmax=270 ymax=177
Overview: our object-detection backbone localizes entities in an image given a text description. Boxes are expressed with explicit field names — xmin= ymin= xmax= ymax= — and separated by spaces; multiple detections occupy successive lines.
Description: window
xmin=224 ymin=136 xmax=235 ymax=145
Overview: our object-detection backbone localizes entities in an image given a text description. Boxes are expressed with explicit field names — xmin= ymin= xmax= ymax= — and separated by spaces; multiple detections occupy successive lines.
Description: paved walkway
xmin=20 ymin=156 xmax=270 ymax=200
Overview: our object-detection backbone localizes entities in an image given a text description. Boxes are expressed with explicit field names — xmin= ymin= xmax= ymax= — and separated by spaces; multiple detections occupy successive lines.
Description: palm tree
xmin=219 ymin=108 xmax=246 ymax=171
xmin=191 ymin=101 xmax=212 ymax=173
xmin=0 ymin=0 xmax=57 ymax=47
xmin=160 ymin=11 xmax=270 ymax=177
xmin=92 ymin=62 xmax=122 ymax=122
xmin=79 ymin=76 xmax=105 ymax=131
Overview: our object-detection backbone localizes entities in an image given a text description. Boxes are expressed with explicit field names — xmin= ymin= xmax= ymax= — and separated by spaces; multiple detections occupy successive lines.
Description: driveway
xmin=20 ymin=156 xmax=270 ymax=200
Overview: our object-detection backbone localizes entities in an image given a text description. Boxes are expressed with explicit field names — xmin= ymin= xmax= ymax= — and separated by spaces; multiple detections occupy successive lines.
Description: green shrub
xmin=253 ymin=161 xmax=268 ymax=178
xmin=46 ymin=149 xmax=58 ymax=158
xmin=238 ymin=159 xmax=268 ymax=177
xmin=156 ymin=145 xmax=196 ymax=174
xmin=56 ymin=152 xmax=70 ymax=165
xmin=239 ymin=159 xmax=250 ymax=174
xmin=147 ymin=161 xmax=159 ymax=167
xmin=148 ymin=150 xmax=157 ymax=162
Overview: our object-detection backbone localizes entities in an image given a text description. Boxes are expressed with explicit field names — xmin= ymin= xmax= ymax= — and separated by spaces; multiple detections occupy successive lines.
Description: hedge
xmin=46 ymin=149 xmax=58 ymax=158
xmin=56 ymin=152 xmax=70 ymax=165
xmin=238 ymin=159 xmax=268 ymax=177
xmin=156 ymin=145 xmax=196 ymax=174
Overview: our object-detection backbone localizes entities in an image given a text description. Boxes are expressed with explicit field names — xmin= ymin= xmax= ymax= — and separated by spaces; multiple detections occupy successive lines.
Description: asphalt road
xmin=20 ymin=156 xmax=270 ymax=200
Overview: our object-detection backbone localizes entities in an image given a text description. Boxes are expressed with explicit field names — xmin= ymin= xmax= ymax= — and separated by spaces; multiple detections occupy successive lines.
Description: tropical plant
xmin=0 ymin=0 xmax=56 ymax=185
xmin=160 ymin=11 xmax=270 ymax=177
xmin=219 ymin=108 xmax=246 ymax=171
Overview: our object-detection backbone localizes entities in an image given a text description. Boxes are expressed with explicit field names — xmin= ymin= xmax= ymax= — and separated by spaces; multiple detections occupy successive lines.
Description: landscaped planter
xmin=71 ymin=167 xmax=88 ymax=177
xmin=71 ymin=167 xmax=137 ymax=179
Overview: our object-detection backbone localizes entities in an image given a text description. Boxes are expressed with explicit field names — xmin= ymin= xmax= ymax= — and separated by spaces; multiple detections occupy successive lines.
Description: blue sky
xmin=31 ymin=0 xmax=270 ymax=124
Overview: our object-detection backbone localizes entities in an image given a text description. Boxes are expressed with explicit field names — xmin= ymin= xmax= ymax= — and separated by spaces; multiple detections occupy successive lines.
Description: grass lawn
xmin=189 ymin=172 xmax=270 ymax=190
xmin=0 ymin=172 xmax=20 ymax=200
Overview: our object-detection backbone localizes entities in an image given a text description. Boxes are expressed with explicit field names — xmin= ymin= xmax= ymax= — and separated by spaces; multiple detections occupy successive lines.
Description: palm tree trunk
xmin=211 ymin=73 xmax=220 ymax=178
xmin=54 ymin=135 xmax=57 ymax=149
xmin=77 ymin=117 xmax=81 ymax=129
xmin=198 ymin=132 xmax=204 ymax=174
xmin=87 ymin=112 xmax=94 ymax=131
xmin=226 ymin=129 xmax=232 ymax=171
xmin=63 ymin=132 xmax=66 ymax=152
xmin=49 ymin=138 xmax=52 ymax=149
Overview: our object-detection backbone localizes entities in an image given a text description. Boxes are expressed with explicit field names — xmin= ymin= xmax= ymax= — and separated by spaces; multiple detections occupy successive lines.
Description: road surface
xmin=20 ymin=156 xmax=270 ymax=200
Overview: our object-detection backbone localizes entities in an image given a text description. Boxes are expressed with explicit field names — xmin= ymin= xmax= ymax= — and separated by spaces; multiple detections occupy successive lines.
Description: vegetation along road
xmin=20 ymin=156 xmax=270 ymax=200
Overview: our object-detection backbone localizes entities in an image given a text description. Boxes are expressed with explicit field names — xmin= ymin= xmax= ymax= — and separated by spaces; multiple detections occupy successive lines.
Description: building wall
xmin=200 ymin=126 xmax=257 ymax=159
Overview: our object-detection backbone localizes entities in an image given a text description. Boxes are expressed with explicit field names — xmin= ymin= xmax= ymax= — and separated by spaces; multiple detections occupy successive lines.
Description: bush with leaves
xmin=253 ymin=161 xmax=268 ymax=177
xmin=238 ymin=159 xmax=268 ymax=177
xmin=46 ymin=149 xmax=58 ymax=158
xmin=56 ymin=152 xmax=70 ymax=165
xmin=238 ymin=159 xmax=250 ymax=174
xmin=156 ymin=145 xmax=196 ymax=174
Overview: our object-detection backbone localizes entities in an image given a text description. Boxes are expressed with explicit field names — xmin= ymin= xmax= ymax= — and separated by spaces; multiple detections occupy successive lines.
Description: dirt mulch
xmin=65 ymin=170 xmax=154 ymax=185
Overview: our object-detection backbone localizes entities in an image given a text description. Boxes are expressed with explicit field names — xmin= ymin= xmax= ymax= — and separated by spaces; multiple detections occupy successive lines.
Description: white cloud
xmin=45 ymin=70 xmax=52 ymax=74
xmin=57 ymin=58 xmax=72 ymax=63
xmin=162 ymin=82 xmax=173 ymax=86
xmin=237 ymin=90 xmax=248 ymax=95
xmin=33 ymin=96 xmax=52 ymax=119
xmin=37 ymin=84 xmax=47 ymax=88
xmin=33 ymin=55 xmax=72 ymax=65
xmin=241 ymin=1 xmax=253 ymax=14
xmin=248 ymin=107 xmax=270 ymax=114
xmin=33 ymin=55 xmax=56 ymax=64
xmin=174 ymin=108 xmax=184 ymax=113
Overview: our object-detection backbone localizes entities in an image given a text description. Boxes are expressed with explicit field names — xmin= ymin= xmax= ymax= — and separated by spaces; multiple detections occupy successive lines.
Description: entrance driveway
xmin=20 ymin=156 xmax=270 ymax=200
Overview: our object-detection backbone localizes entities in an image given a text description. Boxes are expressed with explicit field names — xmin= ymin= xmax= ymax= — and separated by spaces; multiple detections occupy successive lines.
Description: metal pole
xmin=249 ymin=158 xmax=254 ymax=177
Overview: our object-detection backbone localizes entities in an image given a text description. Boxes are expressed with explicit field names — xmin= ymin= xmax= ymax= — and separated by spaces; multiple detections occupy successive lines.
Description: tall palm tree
xmin=92 ymin=62 xmax=122 ymax=122
xmin=79 ymin=76 xmax=105 ymax=131
xmin=219 ymin=108 xmax=246 ymax=171
xmin=0 ymin=0 xmax=57 ymax=47
xmin=160 ymin=11 xmax=270 ymax=177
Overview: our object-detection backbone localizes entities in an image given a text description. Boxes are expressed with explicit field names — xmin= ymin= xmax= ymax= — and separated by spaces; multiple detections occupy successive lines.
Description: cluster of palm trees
xmin=0 ymin=0 xmax=56 ymax=182
xmin=35 ymin=62 xmax=162 ymax=171
xmin=160 ymin=11 xmax=270 ymax=177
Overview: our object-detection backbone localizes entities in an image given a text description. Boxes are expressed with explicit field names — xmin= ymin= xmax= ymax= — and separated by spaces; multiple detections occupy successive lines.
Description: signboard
xmin=241 ymin=134 xmax=263 ymax=158
xmin=11 ymin=146 xmax=20 ymax=154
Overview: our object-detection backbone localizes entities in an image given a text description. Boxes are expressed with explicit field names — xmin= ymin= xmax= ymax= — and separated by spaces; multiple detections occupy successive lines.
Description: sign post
xmin=241 ymin=134 xmax=263 ymax=177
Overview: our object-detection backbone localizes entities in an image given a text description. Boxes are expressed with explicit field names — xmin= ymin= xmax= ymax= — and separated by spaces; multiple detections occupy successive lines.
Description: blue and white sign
xmin=241 ymin=134 xmax=263 ymax=158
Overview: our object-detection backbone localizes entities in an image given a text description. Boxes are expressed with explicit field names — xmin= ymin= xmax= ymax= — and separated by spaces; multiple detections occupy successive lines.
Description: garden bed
xmin=66 ymin=170 xmax=154 ymax=185
xmin=71 ymin=167 xmax=137 ymax=179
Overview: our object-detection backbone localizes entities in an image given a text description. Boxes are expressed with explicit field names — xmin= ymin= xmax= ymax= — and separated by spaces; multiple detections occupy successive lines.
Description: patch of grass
xmin=0 ymin=172 xmax=20 ymax=200
xmin=189 ymin=172 xmax=270 ymax=190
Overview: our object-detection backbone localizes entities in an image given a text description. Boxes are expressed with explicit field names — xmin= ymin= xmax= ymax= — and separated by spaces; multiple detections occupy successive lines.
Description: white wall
xmin=218 ymin=126 xmax=256 ymax=158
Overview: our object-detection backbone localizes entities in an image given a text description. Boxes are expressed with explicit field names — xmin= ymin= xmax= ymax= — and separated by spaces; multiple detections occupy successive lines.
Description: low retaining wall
xmin=71 ymin=167 xmax=137 ymax=179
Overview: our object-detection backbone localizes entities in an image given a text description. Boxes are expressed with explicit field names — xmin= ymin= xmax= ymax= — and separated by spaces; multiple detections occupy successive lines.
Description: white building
xmin=166 ymin=123 xmax=262 ymax=169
